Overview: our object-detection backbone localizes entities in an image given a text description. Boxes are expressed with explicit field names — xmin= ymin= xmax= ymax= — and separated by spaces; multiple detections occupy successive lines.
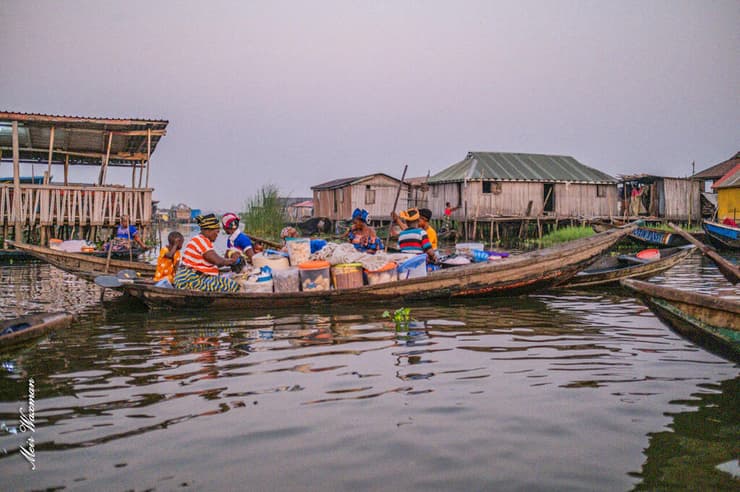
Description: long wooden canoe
xmin=621 ymin=279 xmax=740 ymax=362
xmin=5 ymin=240 xmax=156 ymax=281
xmin=0 ymin=312 xmax=75 ymax=348
xmin=117 ymin=225 xmax=636 ymax=310
xmin=592 ymin=222 xmax=688 ymax=247
xmin=557 ymin=245 xmax=696 ymax=288
xmin=702 ymin=220 xmax=740 ymax=250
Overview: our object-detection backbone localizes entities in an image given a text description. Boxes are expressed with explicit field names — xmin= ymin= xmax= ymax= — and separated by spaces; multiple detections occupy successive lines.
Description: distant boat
xmin=702 ymin=220 xmax=740 ymax=250
xmin=592 ymin=222 xmax=690 ymax=247
xmin=1 ymin=312 xmax=74 ymax=348
xmin=622 ymin=279 xmax=740 ymax=362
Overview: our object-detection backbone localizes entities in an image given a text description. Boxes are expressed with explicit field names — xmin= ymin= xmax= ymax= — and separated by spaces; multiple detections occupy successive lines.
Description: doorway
xmin=543 ymin=183 xmax=555 ymax=213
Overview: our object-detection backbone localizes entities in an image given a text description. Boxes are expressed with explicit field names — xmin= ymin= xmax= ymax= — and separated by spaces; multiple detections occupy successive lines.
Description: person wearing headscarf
xmin=392 ymin=207 xmax=438 ymax=250
xmin=347 ymin=208 xmax=383 ymax=254
xmin=173 ymin=214 xmax=241 ymax=292
xmin=221 ymin=212 xmax=255 ymax=262
xmin=397 ymin=208 xmax=436 ymax=262
xmin=108 ymin=214 xmax=148 ymax=252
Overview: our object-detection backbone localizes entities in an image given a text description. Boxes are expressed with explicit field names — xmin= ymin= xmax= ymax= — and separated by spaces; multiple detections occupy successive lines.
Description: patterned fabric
xmin=221 ymin=212 xmax=240 ymax=229
xmin=182 ymin=234 xmax=219 ymax=275
xmin=399 ymin=208 xmax=420 ymax=221
xmin=154 ymin=247 xmax=181 ymax=283
xmin=173 ymin=266 xmax=240 ymax=293
xmin=398 ymin=228 xmax=431 ymax=253
xmin=348 ymin=230 xmax=383 ymax=253
xmin=195 ymin=214 xmax=220 ymax=230
xmin=425 ymin=225 xmax=438 ymax=250
xmin=227 ymin=230 xmax=253 ymax=251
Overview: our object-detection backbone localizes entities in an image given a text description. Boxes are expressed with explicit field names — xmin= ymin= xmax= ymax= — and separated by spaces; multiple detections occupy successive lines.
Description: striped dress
xmin=174 ymin=234 xmax=240 ymax=292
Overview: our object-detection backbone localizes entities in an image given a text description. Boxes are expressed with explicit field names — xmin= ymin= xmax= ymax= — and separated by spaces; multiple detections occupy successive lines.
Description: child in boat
xmin=154 ymin=231 xmax=184 ymax=284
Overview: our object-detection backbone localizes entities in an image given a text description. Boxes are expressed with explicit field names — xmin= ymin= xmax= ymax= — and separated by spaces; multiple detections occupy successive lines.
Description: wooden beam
xmin=12 ymin=121 xmax=22 ymax=239
xmin=0 ymin=145 xmax=150 ymax=162
xmin=45 ymin=126 xmax=55 ymax=184
xmin=64 ymin=154 xmax=69 ymax=185
xmin=145 ymin=128 xmax=151 ymax=188
xmin=98 ymin=132 xmax=113 ymax=185
xmin=0 ymin=112 xmax=168 ymax=127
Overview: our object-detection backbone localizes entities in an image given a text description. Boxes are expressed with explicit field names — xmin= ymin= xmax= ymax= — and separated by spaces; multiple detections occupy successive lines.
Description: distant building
xmin=693 ymin=151 xmax=740 ymax=191
xmin=618 ymin=174 xmax=701 ymax=221
xmin=428 ymin=152 xmax=618 ymax=219
xmin=170 ymin=203 xmax=192 ymax=223
xmin=712 ymin=163 xmax=740 ymax=222
xmin=284 ymin=199 xmax=313 ymax=222
xmin=311 ymin=174 xmax=407 ymax=222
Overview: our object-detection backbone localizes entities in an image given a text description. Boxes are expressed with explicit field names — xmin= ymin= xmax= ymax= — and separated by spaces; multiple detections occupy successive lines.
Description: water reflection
xmin=0 ymin=251 xmax=738 ymax=490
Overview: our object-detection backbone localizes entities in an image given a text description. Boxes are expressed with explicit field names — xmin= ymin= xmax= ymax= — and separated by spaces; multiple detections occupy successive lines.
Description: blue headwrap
xmin=352 ymin=208 xmax=369 ymax=223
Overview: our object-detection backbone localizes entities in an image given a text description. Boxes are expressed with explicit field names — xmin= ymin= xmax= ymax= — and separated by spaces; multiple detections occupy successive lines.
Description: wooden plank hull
xmin=559 ymin=245 xmax=695 ymax=288
xmin=5 ymin=240 xmax=156 ymax=280
xmin=621 ymin=279 xmax=740 ymax=362
xmin=702 ymin=221 xmax=740 ymax=250
xmin=0 ymin=312 xmax=75 ymax=348
xmin=119 ymin=226 xmax=635 ymax=310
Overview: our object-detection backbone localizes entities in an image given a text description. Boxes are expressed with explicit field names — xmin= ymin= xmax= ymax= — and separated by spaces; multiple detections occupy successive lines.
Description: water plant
xmin=382 ymin=307 xmax=413 ymax=331
xmin=241 ymin=185 xmax=285 ymax=241
xmin=537 ymin=225 xmax=594 ymax=248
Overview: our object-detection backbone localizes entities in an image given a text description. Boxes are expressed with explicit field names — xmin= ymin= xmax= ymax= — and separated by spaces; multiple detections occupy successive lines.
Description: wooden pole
xmin=12 ymin=121 xmax=22 ymax=241
xmin=386 ymin=164 xmax=408 ymax=250
xmin=145 ymin=128 xmax=151 ymax=188
xmin=668 ymin=222 xmax=739 ymax=284
xmin=64 ymin=154 xmax=69 ymax=185
xmin=45 ymin=126 xmax=55 ymax=185
xmin=99 ymin=131 xmax=113 ymax=185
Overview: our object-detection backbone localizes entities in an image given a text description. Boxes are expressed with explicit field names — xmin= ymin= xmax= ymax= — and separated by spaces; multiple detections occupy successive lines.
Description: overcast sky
xmin=2 ymin=0 xmax=738 ymax=211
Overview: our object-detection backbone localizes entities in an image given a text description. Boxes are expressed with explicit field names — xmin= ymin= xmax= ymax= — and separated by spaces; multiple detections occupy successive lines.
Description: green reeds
xmin=538 ymin=226 xmax=594 ymax=248
xmin=242 ymin=185 xmax=285 ymax=241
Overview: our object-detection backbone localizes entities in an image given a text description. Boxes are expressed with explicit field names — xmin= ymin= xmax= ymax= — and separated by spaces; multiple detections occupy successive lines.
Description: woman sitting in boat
xmin=221 ymin=212 xmax=255 ymax=263
xmin=398 ymin=208 xmax=436 ymax=262
xmin=173 ymin=214 xmax=241 ymax=292
xmin=108 ymin=215 xmax=148 ymax=252
xmin=346 ymin=208 xmax=383 ymax=254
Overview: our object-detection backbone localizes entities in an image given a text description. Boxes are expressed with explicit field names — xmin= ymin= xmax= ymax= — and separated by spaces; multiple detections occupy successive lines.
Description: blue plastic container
xmin=472 ymin=249 xmax=489 ymax=263
xmin=397 ymin=254 xmax=427 ymax=279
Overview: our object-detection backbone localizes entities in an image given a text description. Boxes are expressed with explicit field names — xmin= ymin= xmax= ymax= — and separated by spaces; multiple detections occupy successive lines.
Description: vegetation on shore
xmin=537 ymin=226 xmax=594 ymax=248
xmin=241 ymin=185 xmax=285 ymax=241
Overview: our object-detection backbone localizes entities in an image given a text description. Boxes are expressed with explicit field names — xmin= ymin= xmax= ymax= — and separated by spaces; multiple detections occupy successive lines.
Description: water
xmin=0 ymin=252 xmax=738 ymax=491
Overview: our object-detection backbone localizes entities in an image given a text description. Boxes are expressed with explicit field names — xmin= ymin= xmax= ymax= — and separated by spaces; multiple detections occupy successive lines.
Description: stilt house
xmin=311 ymin=173 xmax=406 ymax=222
xmin=618 ymin=174 xmax=701 ymax=221
xmin=427 ymin=152 xmax=618 ymax=220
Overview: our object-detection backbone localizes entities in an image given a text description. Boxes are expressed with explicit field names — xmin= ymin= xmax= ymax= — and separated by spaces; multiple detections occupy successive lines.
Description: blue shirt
xmin=116 ymin=225 xmax=138 ymax=239
xmin=227 ymin=231 xmax=253 ymax=251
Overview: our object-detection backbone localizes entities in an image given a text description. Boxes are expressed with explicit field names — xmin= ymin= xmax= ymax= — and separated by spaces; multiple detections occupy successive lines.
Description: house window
xmin=596 ymin=185 xmax=607 ymax=198
xmin=482 ymin=181 xmax=502 ymax=194
xmin=432 ymin=185 xmax=438 ymax=198
xmin=365 ymin=186 xmax=376 ymax=205
xmin=337 ymin=189 xmax=344 ymax=203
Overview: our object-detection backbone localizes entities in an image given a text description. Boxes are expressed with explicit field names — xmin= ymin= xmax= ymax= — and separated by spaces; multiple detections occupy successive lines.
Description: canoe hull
xmin=0 ymin=312 xmax=75 ymax=348
xmin=559 ymin=245 xmax=695 ymax=288
xmin=120 ymin=226 xmax=636 ymax=309
xmin=702 ymin=221 xmax=740 ymax=250
xmin=5 ymin=240 xmax=156 ymax=281
xmin=621 ymin=279 xmax=740 ymax=362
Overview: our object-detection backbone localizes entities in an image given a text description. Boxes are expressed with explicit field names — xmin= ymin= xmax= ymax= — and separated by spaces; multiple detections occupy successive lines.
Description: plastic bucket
xmin=331 ymin=263 xmax=364 ymax=289
xmin=365 ymin=262 xmax=397 ymax=285
xmin=273 ymin=267 xmax=300 ymax=293
xmin=286 ymin=238 xmax=311 ymax=266
xmin=397 ymin=254 xmax=427 ymax=280
xmin=252 ymin=251 xmax=290 ymax=271
xmin=298 ymin=260 xmax=331 ymax=290
xmin=455 ymin=242 xmax=484 ymax=257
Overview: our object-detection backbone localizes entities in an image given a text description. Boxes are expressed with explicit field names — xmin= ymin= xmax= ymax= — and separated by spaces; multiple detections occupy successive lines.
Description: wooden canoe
xmin=621 ymin=279 xmax=740 ymax=362
xmin=557 ymin=245 xmax=696 ymax=288
xmin=702 ymin=221 xmax=740 ymax=250
xmin=117 ymin=225 xmax=636 ymax=310
xmin=0 ymin=312 xmax=75 ymax=348
xmin=5 ymin=240 xmax=156 ymax=281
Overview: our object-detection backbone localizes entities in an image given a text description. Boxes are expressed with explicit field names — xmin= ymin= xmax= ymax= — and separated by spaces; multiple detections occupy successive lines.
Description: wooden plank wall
xmin=351 ymin=175 xmax=407 ymax=219
xmin=662 ymin=178 xmax=701 ymax=221
xmin=554 ymin=183 xmax=617 ymax=217
xmin=0 ymin=184 xmax=152 ymax=226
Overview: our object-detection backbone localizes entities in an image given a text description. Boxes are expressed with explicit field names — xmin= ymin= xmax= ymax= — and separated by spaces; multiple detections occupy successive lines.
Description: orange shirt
xmin=181 ymin=234 xmax=219 ymax=275
xmin=154 ymin=247 xmax=181 ymax=283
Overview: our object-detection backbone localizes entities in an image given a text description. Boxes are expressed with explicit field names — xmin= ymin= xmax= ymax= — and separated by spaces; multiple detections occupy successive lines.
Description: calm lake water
xmin=1 ymin=246 xmax=738 ymax=491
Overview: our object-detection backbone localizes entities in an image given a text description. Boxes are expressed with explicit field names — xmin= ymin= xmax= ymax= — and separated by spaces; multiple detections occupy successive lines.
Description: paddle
xmin=386 ymin=164 xmax=408 ymax=251
xmin=669 ymin=222 xmax=739 ymax=284
xmin=94 ymin=269 xmax=144 ymax=289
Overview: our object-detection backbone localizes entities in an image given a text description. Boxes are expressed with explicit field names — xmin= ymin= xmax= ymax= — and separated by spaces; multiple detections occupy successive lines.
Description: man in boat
xmin=392 ymin=208 xmax=438 ymax=249
xmin=109 ymin=215 xmax=148 ymax=252
xmin=221 ymin=212 xmax=255 ymax=264
xmin=397 ymin=208 xmax=436 ymax=262
xmin=173 ymin=214 xmax=241 ymax=292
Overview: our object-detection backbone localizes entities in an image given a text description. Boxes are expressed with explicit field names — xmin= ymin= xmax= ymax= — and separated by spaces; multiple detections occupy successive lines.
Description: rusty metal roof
xmin=713 ymin=163 xmax=740 ymax=189
xmin=0 ymin=111 xmax=168 ymax=167
xmin=693 ymin=151 xmax=740 ymax=179
xmin=428 ymin=152 xmax=615 ymax=184
xmin=311 ymin=173 xmax=402 ymax=190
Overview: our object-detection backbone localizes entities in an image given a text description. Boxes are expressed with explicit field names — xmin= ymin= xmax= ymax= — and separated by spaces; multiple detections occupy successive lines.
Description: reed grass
xmin=242 ymin=185 xmax=285 ymax=241
xmin=538 ymin=226 xmax=594 ymax=248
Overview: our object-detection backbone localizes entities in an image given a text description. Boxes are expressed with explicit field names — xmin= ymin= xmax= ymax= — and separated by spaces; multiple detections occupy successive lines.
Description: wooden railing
xmin=0 ymin=184 xmax=152 ymax=226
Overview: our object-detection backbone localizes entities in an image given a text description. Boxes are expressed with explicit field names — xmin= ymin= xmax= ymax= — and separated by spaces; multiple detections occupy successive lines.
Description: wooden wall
xmin=428 ymin=181 xmax=618 ymax=218
xmin=716 ymin=187 xmax=740 ymax=221
xmin=313 ymin=175 xmax=407 ymax=221
xmin=661 ymin=178 xmax=701 ymax=221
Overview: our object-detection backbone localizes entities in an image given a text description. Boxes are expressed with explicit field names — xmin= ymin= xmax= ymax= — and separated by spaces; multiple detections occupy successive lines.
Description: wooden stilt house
xmin=311 ymin=173 xmax=407 ymax=223
xmin=0 ymin=111 xmax=168 ymax=246
xmin=618 ymin=174 xmax=701 ymax=222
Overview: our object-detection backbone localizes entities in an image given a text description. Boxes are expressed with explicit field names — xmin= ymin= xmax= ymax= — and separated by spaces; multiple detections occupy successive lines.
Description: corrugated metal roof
xmin=311 ymin=173 xmax=401 ymax=190
xmin=693 ymin=151 xmax=740 ymax=179
xmin=429 ymin=152 xmax=615 ymax=184
xmin=713 ymin=163 xmax=740 ymax=189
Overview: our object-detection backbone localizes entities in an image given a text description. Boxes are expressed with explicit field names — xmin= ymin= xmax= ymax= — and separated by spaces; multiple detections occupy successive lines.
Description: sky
xmin=2 ymin=0 xmax=738 ymax=212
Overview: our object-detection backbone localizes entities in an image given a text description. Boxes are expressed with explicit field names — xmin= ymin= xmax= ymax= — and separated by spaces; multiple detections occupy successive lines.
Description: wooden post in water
xmin=11 ymin=121 xmax=22 ymax=242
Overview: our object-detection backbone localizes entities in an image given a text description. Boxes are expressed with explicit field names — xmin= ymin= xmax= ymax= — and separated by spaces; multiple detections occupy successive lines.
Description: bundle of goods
xmin=286 ymin=238 xmax=311 ymax=266
xmin=298 ymin=260 xmax=331 ymax=291
xmin=273 ymin=267 xmax=300 ymax=293
xmin=331 ymin=263 xmax=364 ymax=289
xmin=235 ymin=266 xmax=274 ymax=293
